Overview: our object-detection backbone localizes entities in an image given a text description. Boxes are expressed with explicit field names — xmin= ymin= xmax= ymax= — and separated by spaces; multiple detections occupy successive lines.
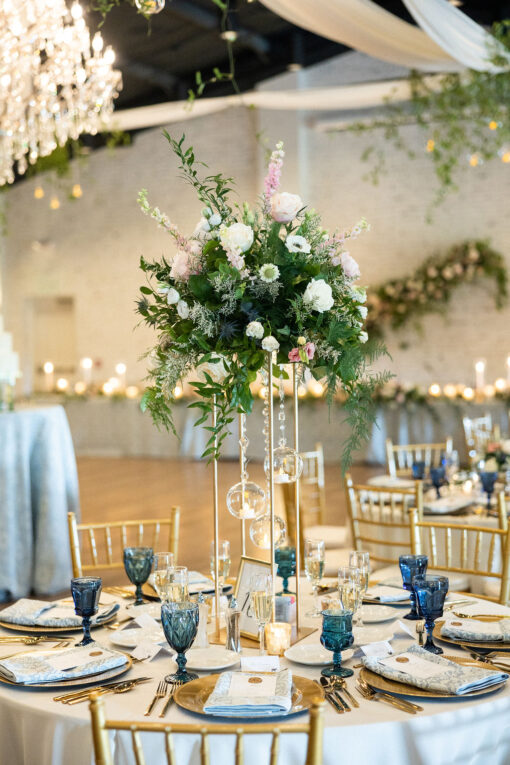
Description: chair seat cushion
xmin=305 ymin=525 xmax=349 ymax=549
xmin=324 ymin=548 xmax=352 ymax=577
xmin=373 ymin=564 xmax=471 ymax=593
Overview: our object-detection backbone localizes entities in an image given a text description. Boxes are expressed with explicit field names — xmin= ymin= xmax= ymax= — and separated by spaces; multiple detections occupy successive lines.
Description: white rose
xmin=261 ymin=335 xmax=280 ymax=352
xmin=303 ymin=279 xmax=334 ymax=313
xmin=351 ymin=286 xmax=367 ymax=303
xmin=194 ymin=217 xmax=210 ymax=235
xmin=259 ymin=263 xmax=280 ymax=283
xmin=177 ymin=300 xmax=189 ymax=319
xmin=209 ymin=213 xmax=222 ymax=227
xmin=156 ymin=282 xmax=169 ymax=295
xmin=220 ymin=222 xmax=254 ymax=254
xmin=359 ymin=331 xmax=368 ymax=343
xmin=166 ymin=288 xmax=180 ymax=305
xmin=270 ymin=192 xmax=303 ymax=223
xmin=286 ymin=234 xmax=310 ymax=254
xmin=246 ymin=321 xmax=264 ymax=339
xmin=196 ymin=355 xmax=229 ymax=383
xmin=358 ymin=305 xmax=368 ymax=320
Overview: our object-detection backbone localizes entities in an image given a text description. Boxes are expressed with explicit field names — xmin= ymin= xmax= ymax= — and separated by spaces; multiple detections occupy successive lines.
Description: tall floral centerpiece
xmin=137 ymin=134 xmax=388 ymax=640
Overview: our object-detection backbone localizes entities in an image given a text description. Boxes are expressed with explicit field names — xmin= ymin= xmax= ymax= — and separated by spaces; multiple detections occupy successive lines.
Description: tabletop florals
xmin=137 ymin=134 xmax=389 ymax=468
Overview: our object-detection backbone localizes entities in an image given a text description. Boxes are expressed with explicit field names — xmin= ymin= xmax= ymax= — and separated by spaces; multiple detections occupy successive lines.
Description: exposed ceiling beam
xmin=119 ymin=58 xmax=179 ymax=95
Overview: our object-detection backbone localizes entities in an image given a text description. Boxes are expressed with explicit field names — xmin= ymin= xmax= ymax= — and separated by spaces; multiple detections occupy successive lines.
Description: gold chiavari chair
xmin=67 ymin=508 xmax=180 ymax=579
xmin=386 ymin=437 xmax=453 ymax=478
xmin=344 ymin=475 xmax=423 ymax=569
xmin=462 ymin=414 xmax=501 ymax=466
xmin=300 ymin=444 xmax=326 ymax=526
xmin=89 ymin=693 xmax=325 ymax=765
xmin=409 ymin=497 xmax=510 ymax=605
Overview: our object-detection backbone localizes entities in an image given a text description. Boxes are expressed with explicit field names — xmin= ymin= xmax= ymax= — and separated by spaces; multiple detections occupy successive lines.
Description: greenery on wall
xmin=366 ymin=240 xmax=507 ymax=339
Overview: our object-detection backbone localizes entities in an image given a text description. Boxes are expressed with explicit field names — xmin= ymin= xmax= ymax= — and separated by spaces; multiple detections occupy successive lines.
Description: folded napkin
xmin=424 ymin=495 xmax=474 ymax=514
xmin=362 ymin=644 xmax=508 ymax=695
xmin=0 ymin=599 xmax=119 ymax=628
xmin=441 ymin=617 xmax=510 ymax=643
xmin=203 ymin=669 xmax=293 ymax=717
xmin=0 ymin=645 xmax=128 ymax=685
xmin=365 ymin=586 xmax=409 ymax=603
xmin=367 ymin=475 xmax=415 ymax=489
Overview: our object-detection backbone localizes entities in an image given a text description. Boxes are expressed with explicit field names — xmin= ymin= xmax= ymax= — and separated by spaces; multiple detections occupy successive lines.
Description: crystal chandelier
xmin=0 ymin=0 xmax=122 ymax=186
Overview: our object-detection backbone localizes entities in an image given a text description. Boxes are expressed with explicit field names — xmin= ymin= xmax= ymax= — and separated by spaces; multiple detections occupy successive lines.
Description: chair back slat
xmin=445 ymin=527 xmax=452 ymax=568
xmin=132 ymin=731 xmax=145 ymax=765
xmin=386 ymin=438 xmax=452 ymax=478
xmin=235 ymin=730 xmax=244 ymax=765
xmin=201 ymin=730 xmax=210 ymax=765
xmin=67 ymin=511 xmax=180 ymax=578
xmin=270 ymin=731 xmax=280 ymax=765
xmin=297 ymin=443 xmax=326 ymax=525
xmin=165 ymin=733 xmax=176 ymax=765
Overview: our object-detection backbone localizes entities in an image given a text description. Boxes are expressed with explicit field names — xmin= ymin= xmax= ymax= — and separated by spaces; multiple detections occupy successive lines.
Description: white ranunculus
xmin=209 ymin=213 xmax=222 ymax=227
xmin=156 ymin=282 xmax=169 ymax=295
xmin=166 ymin=288 xmax=180 ymax=305
xmin=285 ymin=234 xmax=310 ymax=254
xmin=259 ymin=263 xmax=280 ymax=283
xmin=176 ymin=300 xmax=189 ymax=319
xmin=246 ymin=321 xmax=264 ymax=339
xmin=196 ymin=354 xmax=229 ymax=383
xmin=351 ymin=286 xmax=367 ymax=303
xmin=303 ymin=279 xmax=334 ymax=313
xmin=358 ymin=305 xmax=368 ymax=320
xmin=359 ymin=331 xmax=368 ymax=343
xmin=261 ymin=335 xmax=280 ymax=352
xmin=270 ymin=192 xmax=303 ymax=223
xmin=194 ymin=217 xmax=211 ymax=235
xmin=220 ymin=222 xmax=254 ymax=254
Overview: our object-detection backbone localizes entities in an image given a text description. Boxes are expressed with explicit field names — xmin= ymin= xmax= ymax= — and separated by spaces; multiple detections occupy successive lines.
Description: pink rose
xmin=288 ymin=342 xmax=315 ymax=363
xmin=270 ymin=192 xmax=303 ymax=223
xmin=305 ymin=342 xmax=315 ymax=360
xmin=170 ymin=249 xmax=192 ymax=281
xmin=340 ymin=252 xmax=360 ymax=280
xmin=288 ymin=347 xmax=300 ymax=362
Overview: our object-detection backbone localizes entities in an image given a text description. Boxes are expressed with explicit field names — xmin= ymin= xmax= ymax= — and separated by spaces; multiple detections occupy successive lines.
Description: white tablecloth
xmin=0 ymin=406 xmax=79 ymax=599
xmin=1 ymin=584 xmax=510 ymax=765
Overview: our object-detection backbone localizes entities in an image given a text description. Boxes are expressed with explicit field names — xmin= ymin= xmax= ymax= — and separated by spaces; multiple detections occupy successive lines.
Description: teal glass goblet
xmin=413 ymin=575 xmax=449 ymax=654
xmin=71 ymin=577 xmax=102 ymax=646
xmin=275 ymin=546 xmax=296 ymax=595
xmin=123 ymin=547 xmax=154 ymax=606
xmin=320 ymin=608 xmax=354 ymax=678
xmin=161 ymin=601 xmax=199 ymax=684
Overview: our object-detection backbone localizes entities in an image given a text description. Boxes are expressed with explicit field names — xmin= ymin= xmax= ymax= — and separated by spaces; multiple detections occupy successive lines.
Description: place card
xmin=240 ymin=656 xmax=280 ymax=673
xmin=397 ymin=620 xmax=416 ymax=638
xmin=360 ymin=640 xmax=394 ymax=658
xmin=229 ymin=672 xmax=278 ymax=698
xmin=131 ymin=640 xmax=166 ymax=662
xmin=133 ymin=612 xmax=160 ymax=630
xmin=379 ymin=652 xmax=449 ymax=679
xmin=47 ymin=646 xmax=109 ymax=672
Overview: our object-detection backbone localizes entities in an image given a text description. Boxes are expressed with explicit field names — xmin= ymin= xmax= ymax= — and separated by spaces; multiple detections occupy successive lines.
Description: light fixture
xmin=0 ymin=0 xmax=122 ymax=186
xmin=126 ymin=385 xmax=139 ymax=398
xmin=115 ymin=362 xmax=127 ymax=375
xmin=71 ymin=184 xmax=83 ymax=198
xmin=80 ymin=357 xmax=93 ymax=370
xmin=495 ymin=378 xmax=506 ymax=392
xmin=428 ymin=383 xmax=441 ymax=397
xmin=74 ymin=381 xmax=86 ymax=394
xmin=56 ymin=377 xmax=69 ymax=391
xmin=50 ymin=197 xmax=60 ymax=211
xmin=468 ymin=153 xmax=480 ymax=167
xmin=173 ymin=385 xmax=183 ymax=399
xmin=220 ymin=30 xmax=238 ymax=42
xmin=43 ymin=361 xmax=54 ymax=374
xmin=134 ymin=0 xmax=165 ymax=13
xmin=426 ymin=139 xmax=435 ymax=152
xmin=34 ymin=186 xmax=44 ymax=200
xmin=462 ymin=386 xmax=475 ymax=401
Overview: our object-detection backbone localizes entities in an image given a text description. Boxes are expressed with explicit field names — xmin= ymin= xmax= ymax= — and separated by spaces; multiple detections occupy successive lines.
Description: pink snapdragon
xmin=264 ymin=142 xmax=285 ymax=209
xmin=288 ymin=342 xmax=315 ymax=362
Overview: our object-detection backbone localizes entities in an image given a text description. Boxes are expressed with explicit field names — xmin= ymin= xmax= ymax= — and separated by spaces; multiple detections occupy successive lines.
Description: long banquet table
xmin=2 ymin=583 xmax=510 ymax=765
xmin=0 ymin=406 xmax=79 ymax=600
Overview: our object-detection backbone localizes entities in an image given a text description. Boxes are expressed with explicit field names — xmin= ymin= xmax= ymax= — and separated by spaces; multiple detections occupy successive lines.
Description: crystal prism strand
xmin=226 ymin=412 xmax=265 ymax=520
xmin=264 ymin=365 xmax=304 ymax=484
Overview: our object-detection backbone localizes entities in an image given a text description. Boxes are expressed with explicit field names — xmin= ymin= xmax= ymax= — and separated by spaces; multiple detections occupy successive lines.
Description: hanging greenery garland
xmin=366 ymin=240 xmax=507 ymax=338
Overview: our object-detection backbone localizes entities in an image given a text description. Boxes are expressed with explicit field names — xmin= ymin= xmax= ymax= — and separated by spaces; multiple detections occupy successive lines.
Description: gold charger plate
xmin=0 ymin=613 xmax=118 ymax=634
xmin=433 ymin=621 xmax=510 ymax=651
xmin=0 ymin=654 xmax=132 ymax=689
xmin=360 ymin=655 xmax=507 ymax=699
xmin=175 ymin=673 xmax=324 ymax=719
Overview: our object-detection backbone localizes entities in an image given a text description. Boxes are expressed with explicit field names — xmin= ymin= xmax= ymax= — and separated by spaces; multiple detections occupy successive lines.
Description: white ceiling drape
xmin=258 ymin=0 xmax=464 ymax=72
xmin=402 ymin=0 xmax=510 ymax=73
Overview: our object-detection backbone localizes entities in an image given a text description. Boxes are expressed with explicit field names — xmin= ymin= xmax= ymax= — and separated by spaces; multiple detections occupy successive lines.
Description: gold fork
xmin=159 ymin=679 xmax=183 ymax=717
xmin=144 ymin=680 xmax=167 ymax=716
xmin=356 ymin=678 xmax=422 ymax=714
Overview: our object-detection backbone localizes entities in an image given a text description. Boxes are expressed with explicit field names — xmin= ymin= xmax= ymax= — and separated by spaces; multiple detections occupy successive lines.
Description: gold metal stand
xmin=239 ymin=413 xmax=246 ymax=557
xmin=211 ymin=394 xmax=221 ymax=642
xmin=267 ymin=352 xmax=276 ymax=622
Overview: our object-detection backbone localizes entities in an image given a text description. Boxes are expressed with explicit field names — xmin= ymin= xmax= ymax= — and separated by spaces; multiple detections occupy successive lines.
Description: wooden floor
xmin=77 ymin=457 xmax=378 ymax=585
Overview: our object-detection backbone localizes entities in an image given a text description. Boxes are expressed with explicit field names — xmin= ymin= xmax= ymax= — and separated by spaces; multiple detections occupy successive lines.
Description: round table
xmin=1 ymin=585 xmax=510 ymax=765
xmin=0 ymin=406 xmax=79 ymax=600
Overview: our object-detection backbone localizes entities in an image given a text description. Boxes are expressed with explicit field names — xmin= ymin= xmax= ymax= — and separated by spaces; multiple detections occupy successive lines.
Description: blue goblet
xmin=161 ymin=601 xmax=199 ymax=684
xmin=480 ymin=471 xmax=498 ymax=510
xmin=430 ymin=467 xmax=446 ymax=499
xmin=275 ymin=546 xmax=296 ymax=595
xmin=413 ymin=575 xmax=449 ymax=654
xmin=399 ymin=554 xmax=428 ymax=621
xmin=320 ymin=609 xmax=354 ymax=678
xmin=71 ymin=577 xmax=102 ymax=646
xmin=412 ymin=461 xmax=426 ymax=480
xmin=123 ymin=547 xmax=154 ymax=606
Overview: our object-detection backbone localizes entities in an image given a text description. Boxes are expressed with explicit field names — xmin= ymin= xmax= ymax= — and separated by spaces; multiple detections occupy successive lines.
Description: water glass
xmin=304 ymin=539 xmax=325 ymax=617
xmin=161 ymin=600 xmax=199 ymax=683
xmin=413 ymin=575 xmax=449 ymax=654
xmin=480 ymin=471 xmax=498 ymax=510
xmin=275 ymin=546 xmax=296 ymax=595
xmin=320 ymin=608 xmax=354 ymax=678
xmin=166 ymin=565 xmax=189 ymax=604
xmin=399 ymin=554 xmax=428 ymax=620
xmin=152 ymin=552 xmax=175 ymax=602
xmin=123 ymin=547 xmax=154 ymax=606
xmin=210 ymin=539 xmax=231 ymax=590
xmin=430 ymin=467 xmax=446 ymax=499
xmin=250 ymin=573 xmax=273 ymax=655
xmin=412 ymin=461 xmax=425 ymax=480
xmin=71 ymin=577 xmax=102 ymax=646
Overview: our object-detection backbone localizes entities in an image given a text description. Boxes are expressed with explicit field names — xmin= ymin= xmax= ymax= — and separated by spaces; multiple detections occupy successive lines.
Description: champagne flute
xmin=250 ymin=573 xmax=273 ymax=655
xmin=304 ymin=539 xmax=325 ymax=617
xmin=210 ymin=540 xmax=231 ymax=590
xmin=337 ymin=566 xmax=362 ymax=625
xmin=166 ymin=565 xmax=189 ymax=603
xmin=152 ymin=552 xmax=175 ymax=603
xmin=349 ymin=551 xmax=369 ymax=626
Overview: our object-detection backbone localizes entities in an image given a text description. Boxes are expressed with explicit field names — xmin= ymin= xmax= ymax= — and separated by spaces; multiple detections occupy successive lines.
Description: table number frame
xmin=233 ymin=555 xmax=272 ymax=640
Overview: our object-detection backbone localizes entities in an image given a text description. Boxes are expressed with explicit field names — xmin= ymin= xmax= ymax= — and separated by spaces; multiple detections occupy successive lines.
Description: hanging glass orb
xmin=226 ymin=481 xmax=266 ymax=520
xmin=135 ymin=0 xmax=165 ymax=14
xmin=249 ymin=514 xmax=287 ymax=550
xmin=264 ymin=446 xmax=304 ymax=484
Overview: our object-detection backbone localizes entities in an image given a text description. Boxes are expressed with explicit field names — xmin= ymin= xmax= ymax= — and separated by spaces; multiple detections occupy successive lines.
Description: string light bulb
xmin=71 ymin=184 xmax=82 ymax=198
xmin=428 ymin=383 xmax=441 ymax=397
xmin=50 ymin=196 xmax=60 ymax=210
xmin=426 ymin=139 xmax=435 ymax=152
xmin=34 ymin=186 xmax=44 ymax=199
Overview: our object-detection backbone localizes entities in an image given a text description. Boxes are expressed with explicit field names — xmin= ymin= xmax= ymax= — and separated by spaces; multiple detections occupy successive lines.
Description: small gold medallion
xmin=248 ymin=676 xmax=263 ymax=684
xmin=89 ymin=651 xmax=103 ymax=657
xmin=396 ymin=656 xmax=409 ymax=663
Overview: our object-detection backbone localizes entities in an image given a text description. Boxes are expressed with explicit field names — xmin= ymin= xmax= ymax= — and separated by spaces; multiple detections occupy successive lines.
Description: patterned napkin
xmin=441 ymin=617 xmax=510 ymax=642
xmin=362 ymin=645 xmax=508 ymax=695
xmin=0 ymin=645 xmax=128 ymax=684
xmin=365 ymin=585 xmax=409 ymax=602
xmin=0 ymin=599 xmax=119 ymax=627
xmin=203 ymin=670 xmax=293 ymax=717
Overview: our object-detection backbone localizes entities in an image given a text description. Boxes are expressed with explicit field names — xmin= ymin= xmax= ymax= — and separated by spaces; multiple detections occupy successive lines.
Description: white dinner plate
xmin=185 ymin=647 xmax=241 ymax=671
xmin=109 ymin=627 xmax=166 ymax=649
xmin=284 ymin=644 xmax=354 ymax=667
xmin=360 ymin=605 xmax=397 ymax=624
xmin=367 ymin=475 xmax=415 ymax=489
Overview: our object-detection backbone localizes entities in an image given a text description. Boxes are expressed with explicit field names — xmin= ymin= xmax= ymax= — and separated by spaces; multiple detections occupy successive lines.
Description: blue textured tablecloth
xmin=0 ymin=406 xmax=79 ymax=600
